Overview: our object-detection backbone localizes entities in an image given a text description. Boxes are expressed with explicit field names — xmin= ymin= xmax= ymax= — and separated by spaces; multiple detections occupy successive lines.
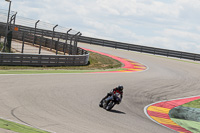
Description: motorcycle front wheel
xmin=106 ymin=101 xmax=115 ymax=111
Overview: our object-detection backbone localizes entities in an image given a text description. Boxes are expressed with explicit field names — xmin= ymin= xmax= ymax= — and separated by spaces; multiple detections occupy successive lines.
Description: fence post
xmin=21 ymin=32 xmax=25 ymax=53
xmin=7 ymin=30 xmax=12 ymax=52
xmin=8 ymin=12 xmax=17 ymax=34
xmin=13 ymin=12 xmax=17 ymax=27
xmin=74 ymin=33 xmax=82 ymax=55
xmin=9 ymin=12 xmax=17 ymax=29
xmin=69 ymin=32 xmax=80 ymax=55
xmin=63 ymin=29 xmax=72 ymax=55
xmin=7 ymin=12 xmax=17 ymax=45
xmin=51 ymin=24 xmax=58 ymax=50
xmin=6 ymin=12 xmax=17 ymax=53
xmin=69 ymin=37 xmax=73 ymax=55
xmin=39 ymin=31 xmax=43 ymax=54
xmin=44 ymin=38 xmax=47 ymax=47
xmin=56 ymin=37 xmax=60 ymax=55
xmin=33 ymin=20 xmax=40 ymax=46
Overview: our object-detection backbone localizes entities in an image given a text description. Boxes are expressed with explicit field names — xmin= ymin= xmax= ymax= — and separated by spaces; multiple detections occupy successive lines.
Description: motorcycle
xmin=99 ymin=92 xmax=121 ymax=111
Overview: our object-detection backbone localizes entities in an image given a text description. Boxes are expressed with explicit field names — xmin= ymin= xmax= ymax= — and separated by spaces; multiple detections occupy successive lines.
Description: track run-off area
xmin=0 ymin=43 xmax=200 ymax=133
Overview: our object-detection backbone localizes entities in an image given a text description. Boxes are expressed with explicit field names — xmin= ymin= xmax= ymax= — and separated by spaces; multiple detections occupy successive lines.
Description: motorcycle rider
xmin=99 ymin=85 xmax=123 ymax=107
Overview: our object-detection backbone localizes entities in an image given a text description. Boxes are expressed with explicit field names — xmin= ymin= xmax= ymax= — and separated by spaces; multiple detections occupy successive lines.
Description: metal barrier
xmin=1 ymin=8 xmax=200 ymax=65
xmin=1 ymin=21 xmax=200 ymax=63
xmin=0 ymin=22 xmax=82 ymax=55
xmin=0 ymin=53 xmax=89 ymax=66
xmin=0 ymin=10 xmax=89 ymax=66
xmin=3 ymin=22 xmax=200 ymax=61
xmin=78 ymin=36 xmax=200 ymax=61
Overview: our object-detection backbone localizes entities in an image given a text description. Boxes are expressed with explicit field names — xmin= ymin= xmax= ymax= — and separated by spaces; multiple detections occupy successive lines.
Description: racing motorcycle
xmin=99 ymin=92 xmax=121 ymax=111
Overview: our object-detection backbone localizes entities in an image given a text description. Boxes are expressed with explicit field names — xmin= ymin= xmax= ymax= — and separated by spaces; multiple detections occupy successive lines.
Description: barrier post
xmin=64 ymin=29 xmax=72 ymax=55
xmin=51 ymin=24 xmax=58 ymax=50
xmin=74 ymin=33 xmax=82 ymax=55
xmin=33 ymin=20 xmax=40 ymax=46
xmin=21 ymin=32 xmax=25 ymax=53
xmin=39 ymin=31 xmax=43 ymax=54
xmin=9 ymin=12 xmax=17 ymax=29
xmin=56 ymin=37 xmax=60 ymax=55
xmin=69 ymin=32 xmax=80 ymax=55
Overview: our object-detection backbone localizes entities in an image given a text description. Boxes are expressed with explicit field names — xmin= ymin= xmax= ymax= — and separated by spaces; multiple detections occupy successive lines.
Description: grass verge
xmin=0 ymin=68 xmax=125 ymax=74
xmin=0 ymin=118 xmax=50 ymax=133
xmin=0 ymin=51 xmax=123 ymax=74
xmin=171 ymin=118 xmax=200 ymax=133
xmin=181 ymin=99 xmax=200 ymax=109
xmin=171 ymin=99 xmax=200 ymax=133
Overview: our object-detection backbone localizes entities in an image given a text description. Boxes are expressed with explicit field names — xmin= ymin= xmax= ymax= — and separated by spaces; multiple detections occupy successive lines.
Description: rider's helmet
xmin=118 ymin=85 xmax=123 ymax=91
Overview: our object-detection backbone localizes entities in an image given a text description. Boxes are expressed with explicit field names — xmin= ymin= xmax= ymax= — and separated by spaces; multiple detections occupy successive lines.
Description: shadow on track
xmin=109 ymin=109 xmax=126 ymax=114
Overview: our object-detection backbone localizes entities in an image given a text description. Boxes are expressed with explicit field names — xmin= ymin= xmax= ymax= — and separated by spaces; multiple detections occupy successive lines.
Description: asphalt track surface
xmin=0 ymin=43 xmax=200 ymax=133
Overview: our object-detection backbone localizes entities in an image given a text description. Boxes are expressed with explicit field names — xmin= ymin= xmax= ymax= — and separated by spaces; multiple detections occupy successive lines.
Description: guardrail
xmin=10 ymin=30 xmax=85 ymax=55
xmin=0 ymin=53 xmax=89 ymax=66
xmin=78 ymin=36 xmax=200 ymax=61
xmin=2 ymin=22 xmax=199 ymax=61
xmin=0 ymin=22 xmax=81 ymax=55
xmin=0 ymin=22 xmax=89 ymax=66
xmin=1 ymin=21 xmax=200 ymax=62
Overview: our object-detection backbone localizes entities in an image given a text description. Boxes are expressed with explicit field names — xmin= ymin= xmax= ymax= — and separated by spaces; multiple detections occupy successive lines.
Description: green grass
xmin=181 ymin=99 xmax=200 ymax=109
xmin=170 ymin=99 xmax=200 ymax=132
xmin=171 ymin=118 xmax=200 ymax=133
xmin=0 ymin=51 xmax=123 ymax=74
xmin=0 ymin=118 xmax=50 ymax=133
xmin=0 ymin=68 xmax=126 ymax=74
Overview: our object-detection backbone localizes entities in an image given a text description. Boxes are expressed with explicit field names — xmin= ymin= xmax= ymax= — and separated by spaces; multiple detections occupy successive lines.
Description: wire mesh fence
xmin=0 ymin=9 xmax=84 ymax=56
xmin=0 ymin=9 xmax=16 ymax=23
xmin=0 ymin=9 xmax=90 ymax=66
